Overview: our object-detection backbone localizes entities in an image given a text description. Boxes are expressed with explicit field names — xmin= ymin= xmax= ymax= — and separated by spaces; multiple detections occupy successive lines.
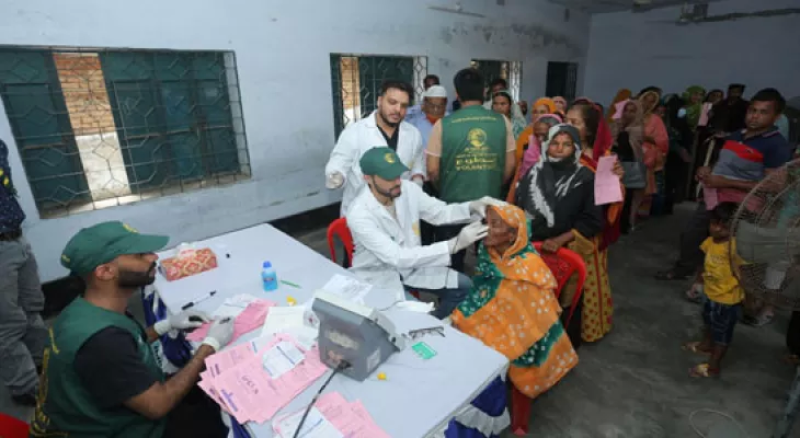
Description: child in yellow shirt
xmin=683 ymin=202 xmax=743 ymax=378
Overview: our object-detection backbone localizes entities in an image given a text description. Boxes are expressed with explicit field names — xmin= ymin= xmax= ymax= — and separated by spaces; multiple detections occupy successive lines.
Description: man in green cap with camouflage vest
xmin=346 ymin=147 xmax=503 ymax=318
xmin=31 ymin=221 xmax=235 ymax=438
xmin=426 ymin=68 xmax=516 ymax=272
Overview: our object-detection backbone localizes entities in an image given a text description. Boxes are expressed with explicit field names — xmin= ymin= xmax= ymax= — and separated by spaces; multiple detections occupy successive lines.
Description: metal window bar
xmin=545 ymin=61 xmax=578 ymax=101
xmin=508 ymin=61 xmax=522 ymax=102
xmin=470 ymin=59 xmax=509 ymax=91
xmin=330 ymin=54 xmax=427 ymax=139
xmin=0 ymin=46 xmax=250 ymax=218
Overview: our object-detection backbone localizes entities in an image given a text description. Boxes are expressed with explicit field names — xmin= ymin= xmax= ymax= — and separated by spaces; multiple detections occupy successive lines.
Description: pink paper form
xmin=595 ymin=155 xmax=624 ymax=205
xmin=186 ymin=299 xmax=276 ymax=343
xmin=274 ymin=392 xmax=390 ymax=438
xmin=205 ymin=342 xmax=256 ymax=378
xmin=210 ymin=336 xmax=327 ymax=424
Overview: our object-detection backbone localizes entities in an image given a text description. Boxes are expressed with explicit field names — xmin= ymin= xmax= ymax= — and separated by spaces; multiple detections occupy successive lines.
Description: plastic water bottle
xmin=261 ymin=261 xmax=278 ymax=291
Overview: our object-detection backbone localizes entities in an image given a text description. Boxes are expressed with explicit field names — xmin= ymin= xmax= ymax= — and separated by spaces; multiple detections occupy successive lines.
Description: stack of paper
xmin=187 ymin=299 xmax=276 ymax=343
xmin=321 ymin=274 xmax=372 ymax=304
xmin=198 ymin=334 xmax=328 ymax=424
xmin=273 ymin=392 xmax=390 ymax=438
xmin=260 ymin=306 xmax=319 ymax=350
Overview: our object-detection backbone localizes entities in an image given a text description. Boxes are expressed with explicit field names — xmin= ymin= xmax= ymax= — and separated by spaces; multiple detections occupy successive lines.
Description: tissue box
xmin=159 ymin=248 xmax=218 ymax=282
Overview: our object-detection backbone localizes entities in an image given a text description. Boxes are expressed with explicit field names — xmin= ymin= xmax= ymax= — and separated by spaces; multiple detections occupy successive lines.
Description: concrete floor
xmin=3 ymin=202 xmax=798 ymax=437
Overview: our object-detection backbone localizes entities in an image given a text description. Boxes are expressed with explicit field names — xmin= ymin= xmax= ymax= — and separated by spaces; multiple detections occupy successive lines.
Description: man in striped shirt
xmin=657 ymin=88 xmax=791 ymax=283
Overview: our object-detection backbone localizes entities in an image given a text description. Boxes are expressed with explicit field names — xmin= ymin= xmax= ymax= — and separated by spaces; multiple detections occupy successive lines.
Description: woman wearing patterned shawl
xmin=451 ymin=203 xmax=578 ymax=436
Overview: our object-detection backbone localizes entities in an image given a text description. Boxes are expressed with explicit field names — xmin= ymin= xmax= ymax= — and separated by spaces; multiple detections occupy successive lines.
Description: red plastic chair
xmin=325 ymin=217 xmax=421 ymax=299
xmin=532 ymin=242 xmax=586 ymax=327
xmin=0 ymin=413 xmax=30 ymax=438
xmin=326 ymin=217 xmax=354 ymax=267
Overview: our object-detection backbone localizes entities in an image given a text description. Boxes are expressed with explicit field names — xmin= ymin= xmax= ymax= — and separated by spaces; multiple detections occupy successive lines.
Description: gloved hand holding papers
xmin=197 ymin=334 xmax=327 ymax=424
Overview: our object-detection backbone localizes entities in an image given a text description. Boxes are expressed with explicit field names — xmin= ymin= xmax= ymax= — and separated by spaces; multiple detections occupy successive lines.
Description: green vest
xmin=31 ymin=297 xmax=166 ymax=438
xmin=439 ymin=105 xmax=508 ymax=203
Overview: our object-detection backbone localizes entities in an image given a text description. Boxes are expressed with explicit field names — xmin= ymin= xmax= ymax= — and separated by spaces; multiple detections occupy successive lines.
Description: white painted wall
xmin=583 ymin=0 xmax=800 ymax=105
xmin=0 ymin=0 xmax=591 ymax=281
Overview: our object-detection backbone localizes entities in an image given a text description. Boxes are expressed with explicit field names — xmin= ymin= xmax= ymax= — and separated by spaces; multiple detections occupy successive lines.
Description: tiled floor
xmin=3 ymin=202 xmax=797 ymax=437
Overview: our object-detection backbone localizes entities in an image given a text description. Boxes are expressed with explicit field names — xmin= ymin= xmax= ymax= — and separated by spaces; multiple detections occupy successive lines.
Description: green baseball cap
xmin=359 ymin=147 xmax=409 ymax=180
xmin=61 ymin=221 xmax=169 ymax=276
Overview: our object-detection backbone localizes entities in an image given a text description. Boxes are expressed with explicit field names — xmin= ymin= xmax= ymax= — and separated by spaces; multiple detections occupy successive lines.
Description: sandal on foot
xmin=682 ymin=342 xmax=711 ymax=356
xmin=689 ymin=363 xmax=719 ymax=378
xmin=655 ymin=269 xmax=690 ymax=281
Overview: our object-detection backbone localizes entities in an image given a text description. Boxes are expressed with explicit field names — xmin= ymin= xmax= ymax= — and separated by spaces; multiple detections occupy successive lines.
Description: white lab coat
xmin=346 ymin=180 xmax=472 ymax=299
xmin=325 ymin=112 xmax=424 ymax=215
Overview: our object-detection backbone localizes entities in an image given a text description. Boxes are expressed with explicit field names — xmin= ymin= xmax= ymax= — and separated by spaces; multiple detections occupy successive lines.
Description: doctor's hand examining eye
xmin=448 ymin=221 xmax=489 ymax=254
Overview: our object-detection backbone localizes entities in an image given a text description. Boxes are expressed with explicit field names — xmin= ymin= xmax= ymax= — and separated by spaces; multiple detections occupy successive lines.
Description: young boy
xmin=684 ymin=202 xmax=744 ymax=378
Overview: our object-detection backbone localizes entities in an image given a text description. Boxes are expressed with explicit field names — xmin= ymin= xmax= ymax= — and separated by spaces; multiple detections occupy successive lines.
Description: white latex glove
xmin=448 ymin=222 xmax=489 ymax=254
xmin=468 ymin=196 xmax=507 ymax=218
xmin=326 ymin=172 xmax=344 ymax=189
xmin=201 ymin=318 xmax=235 ymax=352
xmin=153 ymin=310 xmax=211 ymax=335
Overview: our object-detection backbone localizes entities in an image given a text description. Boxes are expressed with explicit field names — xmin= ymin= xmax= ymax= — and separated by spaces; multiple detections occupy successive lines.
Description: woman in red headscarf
xmin=564 ymin=102 xmax=624 ymax=343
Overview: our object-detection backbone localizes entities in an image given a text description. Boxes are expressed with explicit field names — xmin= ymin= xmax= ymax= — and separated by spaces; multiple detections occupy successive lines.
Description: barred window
xmin=545 ymin=61 xmax=578 ymax=101
xmin=0 ymin=47 xmax=249 ymax=218
xmin=330 ymin=54 xmax=427 ymax=139
xmin=470 ymin=59 xmax=522 ymax=101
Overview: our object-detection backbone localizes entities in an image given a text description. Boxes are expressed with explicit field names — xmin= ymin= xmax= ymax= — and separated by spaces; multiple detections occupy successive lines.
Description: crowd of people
xmin=324 ymin=68 xmax=796 ymax=433
xmin=0 ymin=63 xmax=795 ymax=436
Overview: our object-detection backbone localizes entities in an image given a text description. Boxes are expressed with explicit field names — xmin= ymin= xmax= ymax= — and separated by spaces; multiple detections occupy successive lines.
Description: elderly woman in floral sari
xmin=451 ymin=204 xmax=578 ymax=436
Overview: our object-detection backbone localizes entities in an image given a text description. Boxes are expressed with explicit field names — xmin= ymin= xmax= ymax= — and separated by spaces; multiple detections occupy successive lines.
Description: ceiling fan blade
xmin=428 ymin=6 xmax=485 ymax=18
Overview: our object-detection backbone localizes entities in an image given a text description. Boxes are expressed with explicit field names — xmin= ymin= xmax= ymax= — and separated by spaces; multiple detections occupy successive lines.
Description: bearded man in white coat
xmin=346 ymin=147 xmax=503 ymax=319
xmin=325 ymin=80 xmax=425 ymax=216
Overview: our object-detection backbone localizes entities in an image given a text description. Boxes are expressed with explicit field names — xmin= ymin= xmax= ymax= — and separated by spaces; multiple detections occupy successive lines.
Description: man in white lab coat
xmin=325 ymin=80 xmax=425 ymax=216
xmin=346 ymin=147 xmax=502 ymax=319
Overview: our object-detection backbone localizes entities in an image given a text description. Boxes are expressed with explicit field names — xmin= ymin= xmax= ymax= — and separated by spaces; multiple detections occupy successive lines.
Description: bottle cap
xmin=263 ymin=261 xmax=272 ymax=268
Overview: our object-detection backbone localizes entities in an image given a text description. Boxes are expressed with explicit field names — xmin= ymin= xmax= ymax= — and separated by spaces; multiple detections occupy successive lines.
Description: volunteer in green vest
xmin=426 ymin=68 xmax=516 ymax=272
xmin=31 ymin=221 xmax=235 ymax=438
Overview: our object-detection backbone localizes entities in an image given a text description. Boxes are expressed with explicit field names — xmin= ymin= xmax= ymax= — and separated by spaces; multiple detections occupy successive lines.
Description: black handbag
xmin=621 ymin=161 xmax=647 ymax=189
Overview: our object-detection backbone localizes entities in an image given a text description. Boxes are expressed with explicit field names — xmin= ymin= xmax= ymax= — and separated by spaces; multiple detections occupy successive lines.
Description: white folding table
xmin=153 ymin=224 xmax=507 ymax=437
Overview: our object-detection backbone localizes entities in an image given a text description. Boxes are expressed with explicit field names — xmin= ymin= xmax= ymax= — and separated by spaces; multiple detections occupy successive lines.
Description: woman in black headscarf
xmin=516 ymin=124 xmax=604 ymax=346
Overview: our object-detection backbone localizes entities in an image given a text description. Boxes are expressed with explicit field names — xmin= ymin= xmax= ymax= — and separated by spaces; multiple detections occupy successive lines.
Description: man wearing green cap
xmin=346 ymin=147 xmax=504 ymax=318
xmin=31 ymin=221 xmax=235 ymax=438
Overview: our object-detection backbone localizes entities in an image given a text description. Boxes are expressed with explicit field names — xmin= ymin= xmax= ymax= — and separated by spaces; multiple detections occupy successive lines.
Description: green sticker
xmin=412 ymin=342 xmax=437 ymax=360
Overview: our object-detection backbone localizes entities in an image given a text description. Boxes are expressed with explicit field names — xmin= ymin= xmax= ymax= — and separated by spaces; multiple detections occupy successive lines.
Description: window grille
xmin=0 ymin=47 xmax=249 ymax=218
xmin=330 ymin=54 xmax=427 ymax=139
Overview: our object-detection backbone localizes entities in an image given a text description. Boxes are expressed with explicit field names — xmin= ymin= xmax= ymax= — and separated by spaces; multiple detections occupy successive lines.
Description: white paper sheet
xmin=251 ymin=326 xmax=318 ymax=352
xmin=321 ymin=274 xmax=372 ymax=304
xmin=261 ymin=341 xmax=306 ymax=379
xmin=212 ymin=294 xmax=260 ymax=319
xmin=261 ymin=306 xmax=308 ymax=337
xmin=275 ymin=407 xmax=343 ymax=438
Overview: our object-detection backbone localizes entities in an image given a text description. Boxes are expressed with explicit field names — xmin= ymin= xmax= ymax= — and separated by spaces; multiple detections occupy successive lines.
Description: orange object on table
xmin=160 ymin=248 xmax=218 ymax=281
